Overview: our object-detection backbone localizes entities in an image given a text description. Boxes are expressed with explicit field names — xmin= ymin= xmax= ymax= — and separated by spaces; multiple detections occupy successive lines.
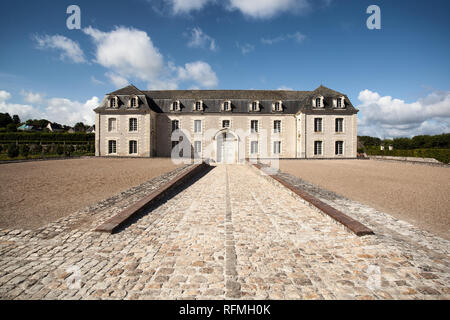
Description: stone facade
xmin=94 ymin=85 xmax=358 ymax=162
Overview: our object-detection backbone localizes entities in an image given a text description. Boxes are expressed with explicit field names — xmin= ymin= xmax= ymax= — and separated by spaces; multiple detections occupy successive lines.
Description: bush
xmin=19 ymin=144 xmax=30 ymax=157
xmin=56 ymin=145 xmax=64 ymax=155
xmin=6 ymin=123 xmax=17 ymax=132
xmin=0 ymin=132 xmax=95 ymax=143
xmin=366 ymin=147 xmax=450 ymax=164
xmin=29 ymin=144 xmax=42 ymax=154
xmin=7 ymin=143 xmax=19 ymax=158
xmin=0 ymin=144 xmax=3 ymax=153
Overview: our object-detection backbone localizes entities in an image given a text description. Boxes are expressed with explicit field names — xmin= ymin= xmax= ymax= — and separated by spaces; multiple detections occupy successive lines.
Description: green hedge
xmin=366 ymin=147 xmax=450 ymax=164
xmin=0 ymin=132 xmax=94 ymax=142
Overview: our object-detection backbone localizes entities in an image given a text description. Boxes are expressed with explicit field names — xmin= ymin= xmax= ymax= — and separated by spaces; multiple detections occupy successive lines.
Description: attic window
xmin=110 ymin=98 xmax=117 ymax=108
xmin=336 ymin=97 xmax=345 ymax=108
xmin=130 ymin=97 xmax=138 ymax=108
xmin=223 ymin=100 xmax=231 ymax=111
xmin=195 ymin=101 xmax=203 ymax=111
xmin=171 ymin=101 xmax=180 ymax=111
xmin=273 ymin=101 xmax=282 ymax=112
xmin=316 ymin=98 xmax=322 ymax=108
xmin=251 ymin=101 xmax=259 ymax=112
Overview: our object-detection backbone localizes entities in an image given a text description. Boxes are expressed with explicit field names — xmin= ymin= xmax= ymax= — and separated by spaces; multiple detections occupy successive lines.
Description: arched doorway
xmin=216 ymin=130 xmax=238 ymax=164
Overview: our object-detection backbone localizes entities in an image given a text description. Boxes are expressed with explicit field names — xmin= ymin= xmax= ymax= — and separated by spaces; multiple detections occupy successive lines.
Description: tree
xmin=56 ymin=145 xmax=64 ymax=155
xmin=0 ymin=113 xmax=13 ymax=128
xmin=7 ymin=143 xmax=19 ymax=158
xmin=20 ymin=144 xmax=30 ymax=157
xmin=12 ymin=115 xmax=20 ymax=125
xmin=6 ymin=123 xmax=17 ymax=132
xmin=74 ymin=122 xmax=86 ymax=132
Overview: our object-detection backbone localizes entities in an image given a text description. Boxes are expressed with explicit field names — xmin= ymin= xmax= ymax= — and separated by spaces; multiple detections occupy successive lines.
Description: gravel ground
xmin=0 ymin=158 xmax=181 ymax=230
xmin=279 ymin=160 xmax=450 ymax=240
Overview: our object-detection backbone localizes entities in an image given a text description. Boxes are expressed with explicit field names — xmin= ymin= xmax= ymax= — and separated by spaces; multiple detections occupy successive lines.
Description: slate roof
xmin=94 ymin=84 xmax=358 ymax=115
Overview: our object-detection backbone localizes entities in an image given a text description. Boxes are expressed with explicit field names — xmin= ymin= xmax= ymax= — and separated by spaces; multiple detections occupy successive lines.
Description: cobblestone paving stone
xmin=0 ymin=165 xmax=448 ymax=300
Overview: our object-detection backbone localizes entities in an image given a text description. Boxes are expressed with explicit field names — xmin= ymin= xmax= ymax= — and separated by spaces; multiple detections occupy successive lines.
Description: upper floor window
xmin=195 ymin=101 xmax=203 ymax=111
xmin=194 ymin=120 xmax=202 ymax=133
xmin=222 ymin=120 xmax=230 ymax=128
xmin=129 ymin=118 xmax=138 ymax=132
xmin=130 ymin=97 xmax=138 ymax=108
xmin=171 ymin=120 xmax=179 ymax=132
xmin=316 ymin=98 xmax=322 ymax=108
xmin=335 ymin=118 xmax=344 ymax=132
xmin=337 ymin=98 xmax=342 ymax=108
xmin=108 ymin=118 xmax=117 ymax=132
xmin=251 ymin=120 xmax=258 ymax=133
xmin=109 ymin=97 xmax=117 ymax=108
xmin=274 ymin=120 xmax=281 ymax=133
xmin=314 ymin=118 xmax=323 ymax=132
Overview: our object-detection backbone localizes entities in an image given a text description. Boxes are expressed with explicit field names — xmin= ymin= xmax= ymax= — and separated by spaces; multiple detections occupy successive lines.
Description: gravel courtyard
xmin=279 ymin=160 xmax=450 ymax=240
xmin=0 ymin=165 xmax=448 ymax=300
xmin=0 ymin=158 xmax=181 ymax=230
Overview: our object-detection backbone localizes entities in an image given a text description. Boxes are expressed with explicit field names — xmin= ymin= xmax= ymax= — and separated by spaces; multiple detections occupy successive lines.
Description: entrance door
xmin=217 ymin=132 xmax=236 ymax=164
xmin=223 ymin=140 xmax=235 ymax=164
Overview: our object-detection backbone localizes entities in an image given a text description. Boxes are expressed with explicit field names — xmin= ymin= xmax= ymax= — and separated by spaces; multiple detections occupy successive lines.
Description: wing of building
xmin=94 ymin=84 xmax=358 ymax=163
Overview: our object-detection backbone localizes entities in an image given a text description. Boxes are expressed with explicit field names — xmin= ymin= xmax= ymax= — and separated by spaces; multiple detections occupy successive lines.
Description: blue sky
xmin=0 ymin=0 xmax=449 ymax=138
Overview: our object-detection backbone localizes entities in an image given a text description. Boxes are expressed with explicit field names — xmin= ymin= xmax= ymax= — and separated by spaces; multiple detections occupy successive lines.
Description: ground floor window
xmin=273 ymin=141 xmax=281 ymax=154
xmin=250 ymin=141 xmax=258 ymax=154
xmin=194 ymin=141 xmax=202 ymax=154
xmin=172 ymin=141 xmax=183 ymax=157
xmin=129 ymin=140 xmax=137 ymax=154
xmin=335 ymin=141 xmax=343 ymax=155
xmin=314 ymin=141 xmax=323 ymax=155
xmin=108 ymin=140 xmax=116 ymax=154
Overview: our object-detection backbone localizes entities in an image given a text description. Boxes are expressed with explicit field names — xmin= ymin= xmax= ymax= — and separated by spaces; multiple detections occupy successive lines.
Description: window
xmin=172 ymin=101 xmax=180 ymax=111
xmin=314 ymin=141 xmax=323 ymax=155
xmin=194 ymin=120 xmax=202 ymax=133
xmin=251 ymin=120 xmax=258 ymax=133
xmin=171 ymin=120 xmax=179 ymax=132
xmin=110 ymin=98 xmax=116 ymax=108
xmin=195 ymin=101 xmax=202 ymax=111
xmin=274 ymin=101 xmax=282 ymax=111
xmin=222 ymin=120 xmax=230 ymax=128
xmin=223 ymin=101 xmax=230 ymax=111
xmin=316 ymin=98 xmax=321 ymax=108
xmin=314 ymin=118 xmax=323 ymax=132
xmin=335 ymin=118 xmax=343 ymax=132
xmin=251 ymin=141 xmax=258 ymax=154
xmin=251 ymin=101 xmax=259 ymax=111
xmin=337 ymin=98 xmax=342 ymax=108
xmin=108 ymin=140 xmax=116 ymax=154
xmin=172 ymin=141 xmax=183 ymax=157
xmin=335 ymin=141 xmax=343 ymax=155
xmin=129 ymin=140 xmax=137 ymax=154
xmin=273 ymin=141 xmax=281 ymax=155
xmin=130 ymin=97 xmax=137 ymax=108
xmin=274 ymin=120 xmax=281 ymax=133
xmin=108 ymin=118 xmax=116 ymax=132
xmin=129 ymin=118 xmax=138 ymax=132
xmin=194 ymin=141 xmax=202 ymax=153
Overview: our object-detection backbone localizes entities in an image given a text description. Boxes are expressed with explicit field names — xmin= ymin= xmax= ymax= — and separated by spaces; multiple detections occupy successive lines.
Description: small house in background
xmin=389 ymin=145 xmax=393 ymax=151
xmin=46 ymin=123 xmax=63 ymax=132
xmin=86 ymin=125 xmax=95 ymax=134
xmin=380 ymin=145 xmax=385 ymax=151
xmin=17 ymin=124 xmax=34 ymax=131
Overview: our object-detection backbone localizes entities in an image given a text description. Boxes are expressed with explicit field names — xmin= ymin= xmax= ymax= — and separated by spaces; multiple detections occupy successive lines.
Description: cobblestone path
xmin=0 ymin=165 xmax=448 ymax=299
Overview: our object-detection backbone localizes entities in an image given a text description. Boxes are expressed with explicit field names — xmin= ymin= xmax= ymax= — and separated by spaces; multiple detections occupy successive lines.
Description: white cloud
xmin=236 ymin=42 xmax=254 ymax=55
xmin=277 ymin=86 xmax=294 ymax=90
xmin=91 ymin=76 xmax=105 ymax=85
xmin=168 ymin=0 xmax=212 ymax=14
xmin=227 ymin=0 xmax=309 ymax=19
xmin=0 ymin=90 xmax=98 ymax=126
xmin=20 ymin=90 xmax=46 ymax=104
xmin=33 ymin=34 xmax=86 ymax=63
xmin=177 ymin=61 xmax=218 ymax=88
xmin=357 ymin=89 xmax=450 ymax=138
xmin=261 ymin=31 xmax=306 ymax=45
xmin=186 ymin=27 xmax=217 ymax=51
xmin=83 ymin=26 xmax=218 ymax=89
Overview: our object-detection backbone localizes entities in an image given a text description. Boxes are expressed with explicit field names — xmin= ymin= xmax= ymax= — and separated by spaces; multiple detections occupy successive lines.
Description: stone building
xmin=94 ymin=85 xmax=358 ymax=163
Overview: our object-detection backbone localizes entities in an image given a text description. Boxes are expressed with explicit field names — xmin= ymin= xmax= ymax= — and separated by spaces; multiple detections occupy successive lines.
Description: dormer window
xmin=273 ymin=101 xmax=282 ymax=112
xmin=250 ymin=101 xmax=260 ymax=112
xmin=171 ymin=100 xmax=180 ymax=111
xmin=194 ymin=101 xmax=203 ymax=111
xmin=313 ymin=96 xmax=324 ymax=108
xmin=130 ymin=97 xmax=138 ymax=108
xmin=336 ymin=96 xmax=345 ymax=108
xmin=109 ymin=97 xmax=118 ymax=108
xmin=223 ymin=100 xmax=231 ymax=111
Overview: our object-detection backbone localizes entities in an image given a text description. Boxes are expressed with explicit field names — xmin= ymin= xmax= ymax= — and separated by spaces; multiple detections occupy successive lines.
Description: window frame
xmin=194 ymin=120 xmax=202 ymax=133
xmin=250 ymin=141 xmax=258 ymax=154
xmin=171 ymin=120 xmax=179 ymax=132
xmin=335 ymin=141 xmax=344 ymax=155
xmin=273 ymin=120 xmax=282 ymax=134
xmin=108 ymin=140 xmax=117 ymax=154
xmin=129 ymin=140 xmax=138 ymax=155
xmin=129 ymin=118 xmax=138 ymax=132
xmin=108 ymin=118 xmax=117 ymax=132
xmin=314 ymin=118 xmax=323 ymax=133
xmin=222 ymin=120 xmax=230 ymax=129
xmin=314 ymin=141 xmax=323 ymax=155
xmin=250 ymin=120 xmax=259 ymax=133
xmin=130 ymin=97 xmax=138 ymax=108
xmin=273 ymin=141 xmax=281 ymax=155
xmin=194 ymin=141 xmax=202 ymax=154
xmin=335 ymin=118 xmax=344 ymax=133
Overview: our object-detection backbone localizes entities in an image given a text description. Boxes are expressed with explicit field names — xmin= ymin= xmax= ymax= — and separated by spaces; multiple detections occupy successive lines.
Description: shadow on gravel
xmin=113 ymin=165 xmax=215 ymax=233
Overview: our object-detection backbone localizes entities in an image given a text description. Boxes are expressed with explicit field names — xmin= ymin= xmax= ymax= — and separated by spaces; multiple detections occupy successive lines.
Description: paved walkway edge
xmin=252 ymin=163 xmax=375 ymax=237
xmin=95 ymin=162 xmax=210 ymax=234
